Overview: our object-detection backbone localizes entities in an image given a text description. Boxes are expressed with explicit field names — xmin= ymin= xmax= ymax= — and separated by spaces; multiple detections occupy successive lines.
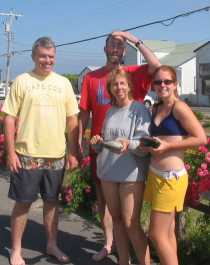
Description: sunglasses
xmin=153 ymin=79 xmax=175 ymax=86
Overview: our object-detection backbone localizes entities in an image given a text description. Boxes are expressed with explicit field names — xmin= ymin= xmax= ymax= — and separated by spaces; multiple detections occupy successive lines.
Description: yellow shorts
xmin=144 ymin=167 xmax=188 ymax=212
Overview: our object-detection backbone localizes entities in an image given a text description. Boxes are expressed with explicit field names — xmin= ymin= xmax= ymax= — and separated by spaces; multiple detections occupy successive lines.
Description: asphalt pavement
xmin=0 ymin=171 xmax=118 ymax=265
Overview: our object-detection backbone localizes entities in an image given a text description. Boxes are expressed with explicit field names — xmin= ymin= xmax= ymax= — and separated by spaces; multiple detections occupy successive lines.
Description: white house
xmin=78 ymin=39 xmax=209 ymax=106
xmin=124 ymin=40 xmax=204 ymax=105
xmin=78 ymin=66 xmax=100 ymax=93
xmin=194 ymin=41 xmax=210 ymax=106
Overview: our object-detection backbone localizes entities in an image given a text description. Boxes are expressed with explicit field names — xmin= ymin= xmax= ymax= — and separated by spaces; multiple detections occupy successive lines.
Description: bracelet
xmin=135 ymin=40 xmax=144 ymax=47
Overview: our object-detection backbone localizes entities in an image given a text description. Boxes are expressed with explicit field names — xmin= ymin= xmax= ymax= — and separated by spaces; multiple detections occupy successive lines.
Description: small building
xmin=194 ymin=41 xmax=210 ymax=106
xmin=78 ymin=66 xmax=100 ymax=93
xmin=124 ymin=40 xmax=204 ymax=105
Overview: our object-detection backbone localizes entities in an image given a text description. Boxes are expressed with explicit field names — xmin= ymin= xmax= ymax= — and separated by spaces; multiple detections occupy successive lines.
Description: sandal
xmin=92 ymin=247 xmax=110 ymax=261
xmin=47 ymin=247 xmax=70 ymax=264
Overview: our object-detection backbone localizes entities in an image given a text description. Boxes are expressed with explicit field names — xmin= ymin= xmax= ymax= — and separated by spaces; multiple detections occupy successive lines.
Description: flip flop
xmin=47 ymin=249 xmax=70 ymax=264
xmin=92 ymin=247 xmax=110 ymax=261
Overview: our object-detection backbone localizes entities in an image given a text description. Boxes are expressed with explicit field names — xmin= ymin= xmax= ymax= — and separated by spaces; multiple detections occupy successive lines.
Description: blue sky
xmin=0 ymin=0 xmax=210 ymax=79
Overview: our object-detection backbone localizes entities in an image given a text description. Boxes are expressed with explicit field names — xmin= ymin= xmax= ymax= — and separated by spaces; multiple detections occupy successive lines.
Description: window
xmin=199 ymin=63 xmax=210 ymax=78
xmin=202 ymin=79 xmax=210 ymax=95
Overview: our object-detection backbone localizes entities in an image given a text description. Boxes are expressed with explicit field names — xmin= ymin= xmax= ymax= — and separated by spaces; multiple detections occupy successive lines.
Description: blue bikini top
xmin=150 ymin=104 xmax=188 ymax=136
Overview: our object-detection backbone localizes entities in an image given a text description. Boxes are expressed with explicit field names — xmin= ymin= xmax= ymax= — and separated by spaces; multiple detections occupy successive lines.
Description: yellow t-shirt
xmin=3 ymin=71 xmax=79 ymax=158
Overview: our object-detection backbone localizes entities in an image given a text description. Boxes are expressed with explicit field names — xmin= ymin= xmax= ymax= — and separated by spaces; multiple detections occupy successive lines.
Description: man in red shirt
xmin=79 ymin=31 xmax=160 ymax=261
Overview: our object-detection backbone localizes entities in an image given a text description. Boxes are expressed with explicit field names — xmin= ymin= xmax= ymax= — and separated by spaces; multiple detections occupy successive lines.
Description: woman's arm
xmin=128 ymin=104 xmax=151 ymax=156
xmin=171 ymin=101 xmax=207 ymax=147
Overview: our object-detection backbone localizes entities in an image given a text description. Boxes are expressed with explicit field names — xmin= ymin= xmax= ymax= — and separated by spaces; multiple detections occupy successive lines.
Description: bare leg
xmin=149 ymin=210 xmax=179 ymax=265
xmin=170 ymin=219 xmax=177 ymax=253
xmin=92 ymin=181 xmax=113 ymax=261
xmin=96 ymin=182 xmax=113 ymax=250
xmin=120 ymin=182 xmax=150 ymax=265
xmin=101 ymin=181 xmax=130 ymax=265
xmin=10 ymin=202 xmax=31 ymax=265
xmin=44 ymin=201 xmax=69 ymax=263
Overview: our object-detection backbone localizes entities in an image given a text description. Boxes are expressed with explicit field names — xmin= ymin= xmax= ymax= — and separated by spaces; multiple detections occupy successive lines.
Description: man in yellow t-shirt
xmin=3 ymin=36 xmax=79 ymax=265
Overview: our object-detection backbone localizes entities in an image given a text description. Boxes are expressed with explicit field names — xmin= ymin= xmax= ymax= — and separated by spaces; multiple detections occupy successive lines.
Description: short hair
xmin=105 ymin=34 xmax=113 ymax=46
xmin=105 ymin=34 xmax=125 ymax=47
xmin=107 ymin=67 xmax=133 ymax=105
xmin=32 ymin=36 xmax=56 ymax=57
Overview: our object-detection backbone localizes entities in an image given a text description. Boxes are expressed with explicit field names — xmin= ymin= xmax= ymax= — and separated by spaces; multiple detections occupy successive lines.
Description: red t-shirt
xmin=80 ymin=64 xmax=151 ymax=136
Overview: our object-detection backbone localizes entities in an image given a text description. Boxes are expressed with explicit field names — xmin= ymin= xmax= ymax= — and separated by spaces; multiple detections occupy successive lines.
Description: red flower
xmin=63 ymin=185 xmax=74 ymax=204
xmin=0 ymin=134 xmax=4 ymax=144
xmin=205 ymin=152 xmax=210 ymax=163
xmin=185 ymin=181 xmax=200 ymax=206
xmin=198 ymin=145 xmax=208 ymax=153
xmin=184 ymin=163 xmax=191 ymax=171
xmin=201 ymin=163 xmax=208 ymax=170
xmin=81 ymin=156 xmax=90 ymax=169
xmin=84 ymin=185 xmax=92 ymax=194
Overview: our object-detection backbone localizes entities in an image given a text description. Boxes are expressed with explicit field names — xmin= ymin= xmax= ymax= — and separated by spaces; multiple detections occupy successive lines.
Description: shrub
xmin=179 ymin=212 xmax=210 ymax=265
xmin=203 ymin=121 xmax=210 ymax=128
xmin=184 ymin=137 xmax=210 ymax=206
xmin=193 ymin=111 xmax=204 ymax=121
xmin=61 ymin=156 xmax=96 ymax=215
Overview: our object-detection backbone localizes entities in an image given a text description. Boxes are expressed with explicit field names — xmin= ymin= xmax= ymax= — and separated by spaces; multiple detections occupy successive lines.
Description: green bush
xmin=203 ymin=121 xmax=210 ymax=128
xmin=61 ymin=156 xmax=96 ymax=215
xmin=178 ymin=209 xmax=210 ymax=265
xmin=193 ymin=111 xmax=204 ymax=121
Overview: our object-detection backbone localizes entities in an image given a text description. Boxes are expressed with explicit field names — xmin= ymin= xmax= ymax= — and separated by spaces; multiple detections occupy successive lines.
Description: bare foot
xmin=10 ymin=250 xmax=25 ymax=265
xmin=46 ymin=245 xmax=70 ymax=264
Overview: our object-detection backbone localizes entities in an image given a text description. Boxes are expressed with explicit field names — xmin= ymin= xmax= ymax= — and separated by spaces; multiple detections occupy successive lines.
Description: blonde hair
xmin=107 ymin=68 xmax=133 ymax=105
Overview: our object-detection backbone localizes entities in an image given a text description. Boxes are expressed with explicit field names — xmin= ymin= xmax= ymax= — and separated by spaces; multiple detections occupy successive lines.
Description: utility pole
xmin=0 ymin=11 xmax=22 ymax=95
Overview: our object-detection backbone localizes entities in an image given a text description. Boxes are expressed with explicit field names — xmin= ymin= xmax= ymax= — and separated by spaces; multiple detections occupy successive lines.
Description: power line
xmin=1 ymin=5 xmax=210 ymax=57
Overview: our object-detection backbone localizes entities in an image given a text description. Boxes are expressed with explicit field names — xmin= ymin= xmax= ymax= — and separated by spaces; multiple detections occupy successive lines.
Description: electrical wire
xmin=0 ymin=5 xmax=209 ymax=57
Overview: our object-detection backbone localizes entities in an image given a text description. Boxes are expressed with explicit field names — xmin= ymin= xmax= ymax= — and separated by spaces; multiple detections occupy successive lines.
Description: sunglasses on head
xmin=153 ymin=79 xmax=175 ymax=86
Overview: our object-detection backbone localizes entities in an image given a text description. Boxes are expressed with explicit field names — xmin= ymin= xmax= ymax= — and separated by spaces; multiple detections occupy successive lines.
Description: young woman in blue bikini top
xmin=141 ymin=65 xmax=207 ymax=265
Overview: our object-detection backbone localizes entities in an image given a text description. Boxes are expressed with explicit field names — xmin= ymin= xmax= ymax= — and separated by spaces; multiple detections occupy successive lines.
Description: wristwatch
xmin=135 ymin=40 xmax=144 ymax=47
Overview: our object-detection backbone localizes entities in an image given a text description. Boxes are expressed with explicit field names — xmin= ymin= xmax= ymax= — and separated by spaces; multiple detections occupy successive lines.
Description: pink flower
xmin=0 ymin=134 xmax=4 ymax=144
xmin=205 ymin=152 xmax=210 ymax=163
xmin=0 ymin=150 xmax=4 ymax=158
xmin=201 ymin=163 xmax=208 ymax=170
xmin=184 ymin=163 xmax=191 ymax=171
xmin=198 ymin=145 xmax=208 ymax=153
xmin=197 ymin=168 xmax=205 ymax=177
xmin=198 ymin=177 xmax=210 ymax=193
xmin=84 ymin=185 xmax=92 ymax=194
xmin=65 ymin=194 xmax=73 ymax=203
xmin=185 ymin=181 xmax=200 ymax=206
xmin=81 ymin=156 xmax=91 ymax=169
xmin=63 ymin=185 xmax=74 ymax=203
xmin=207 ymin=137 xmax=210 ymax=145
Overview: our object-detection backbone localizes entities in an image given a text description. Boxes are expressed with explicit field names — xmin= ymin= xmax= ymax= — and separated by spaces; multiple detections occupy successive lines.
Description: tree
xmin=62 ymin=73 xmax=79 ymax=94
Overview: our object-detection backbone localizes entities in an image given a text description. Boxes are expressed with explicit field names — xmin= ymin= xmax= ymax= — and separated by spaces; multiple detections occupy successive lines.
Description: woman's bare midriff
xmin=151 ymin=135 xmax=185 ymax=171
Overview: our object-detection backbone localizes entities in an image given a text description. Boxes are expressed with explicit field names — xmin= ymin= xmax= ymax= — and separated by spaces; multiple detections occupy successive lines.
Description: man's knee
xmin=13 ymin=201 xmax=32 ymax=213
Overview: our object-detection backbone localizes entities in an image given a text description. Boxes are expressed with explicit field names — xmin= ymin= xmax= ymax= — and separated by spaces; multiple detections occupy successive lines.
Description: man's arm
xmin=4 ymin=115 xmax=21 ymax=172
xmin=112 ymin=31 xmax=161 ymax=74
xmin=66 ymin=114 xmax=79 ymax=170
xmin=78 ymin=109 xmax=90 ymax=150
